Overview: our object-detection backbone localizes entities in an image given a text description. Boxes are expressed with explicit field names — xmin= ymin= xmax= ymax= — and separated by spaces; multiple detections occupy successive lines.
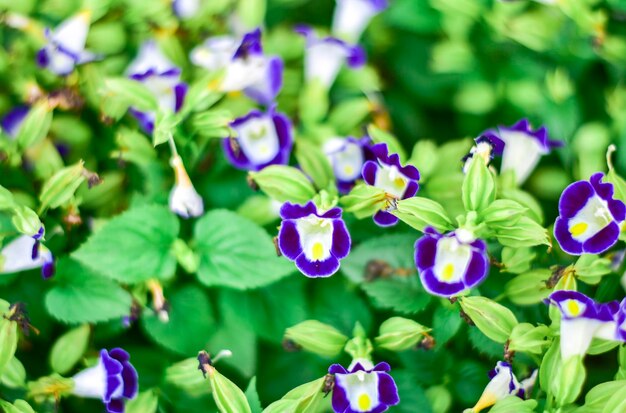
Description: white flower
xmin=332 ymin=0 xmax=387 ymax=43
xmin=0 ymin=235 xmax=54 ymax=278
xmin=168 ymin=156 xmax=204 ymax=218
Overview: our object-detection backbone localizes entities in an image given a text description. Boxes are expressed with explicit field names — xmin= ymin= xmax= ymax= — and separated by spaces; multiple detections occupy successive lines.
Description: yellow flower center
xmin=569 ymin=222 xmax=588 ymax=237
xmin=441 ymin=263 xmax=455 ymax=281
xmin=393 ymin=177 xmax=405 ymax=188
xmin=357 ymin=393 xmax=372 ymax=411
xmin=344 ymin=165 xmax=354 ymax=175
xmin=312 ymin=242 xmax=324 ymax=261
xmin=566 ymin=300 xmax=582 ymax=317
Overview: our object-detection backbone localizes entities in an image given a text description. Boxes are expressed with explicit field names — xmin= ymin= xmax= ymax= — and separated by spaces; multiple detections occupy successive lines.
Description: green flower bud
xmin=284 ymin=320 xmax=348 ymax=357
xmin=1 ymin=357 xmax=26 ymax=389
xmin=617 ymin=345 xmax=626 ymax=380
xmin=500 ymin=247 xmax=536 ymax=274
xmin=236 ymin=195 xmax=280 ymax=226
xmin=295 ymin=139 xmax=334 ymax=192
xmin=507 ymin=323 xmax=551 ymax=355
xmin=103 ymin=77 xmax=158 ymax=113
xmin=480 ymin=199 xmax=527 ymax=228
xmin=299 ymin=79 xmax=329 ymax=125
xmin=391 ymin=197 xmax=454 ymax=233
xmin=10 ymin=206 xmax=42 ymax=237
xmin=576 ymin=380 xmax=626 ymax=413
xmin=425 ymin=385 xmax=452 ymax=413
xmin=171 ymin=239 xmax=200 ymax=274
xmin=191 ymin=109 xmax=232 ymax=139
xmin=49 ymin=324 xmax=90 ymax=375
xmin=165 ymin=357 xmax=211 ymax=397
xmin=494 ymin=216 xmax=549 ymax=248
xmin=574 ymin=255 xmax=612 ymax=285
xmin=504 ymin=269 xmax=551 ymax=306
xmin=339 ymin=183 xmax=387 ymax=219
xmin=374 ymin=317 xmax=431 ymax=352
xmin=15 ymin=100 xmax=53 ymax=152
xmin=263 ymin=376 xmax=327 ymax=413
xmin=489 ymin=397 xmax=538 ymax=413
xmin=367 ymin=125 xmax=407 ymax=163
xmin=462 ymin=156 xmax=495 ymax=213
xmin=249 ymin=165 xmax=317 ymax=204
xmin=459 ymin=296 xmax=518 ymax=343
xmin=206 ymin=364 xmax=252 ymax=413
xmin=555 ymin=355 xmax=586 ymax=406
xmin=38 ymin=161 xmax=86 ymax=212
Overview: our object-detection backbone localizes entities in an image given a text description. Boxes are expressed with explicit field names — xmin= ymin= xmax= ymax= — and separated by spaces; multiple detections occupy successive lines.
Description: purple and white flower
xmin=71 ymin=348 xmax=138 ymax=413
xmin=191 ymin=29 xmax=283 ymax=106
xmin=0 ymin=106 xmax=29 ymax=138
xmin=329 ymin=359 xmax=399 ymax=413
xmin=470 ymin=361 xmax=537 ymax=413
xmin=172 ymin=0 xmax=200 ymax=19
xmin=462 ymin=136 xmax=495 ymax=174
xmin=0 ymin=231 xmax=55 ymax=279
xmin=553 ymin=172 xmax=625 ymax=255
xmin=547 ymin=291 xmax=622 ymax=360
xmin=224 ymin=107 xmax=293 ymax=171
xmin=168 ymin=155 xmax=204 ymax=218
xmin=296 ymin=25 xmax=366 ymax=90
xmin=332 ymin=0 xmax=388 ymax=43
xmin=414 ymin=227 xmax=489 ymax=298
xmin=277 ymin=201 xmax=351 ymax=278
xmin=36 ymin=11 xmax=95 ymax=76
xmin=126 ymin=41 xmax=187 ymax=134
xmin=323 ymin=136 xmax=371 ymax=194
xmin=616 ymin=298 xmax=626 ymax=341
xmin=361 ymin=143 xmax=419 ymax=227
xmin=481 ymin=119 xmax=562 ymax=184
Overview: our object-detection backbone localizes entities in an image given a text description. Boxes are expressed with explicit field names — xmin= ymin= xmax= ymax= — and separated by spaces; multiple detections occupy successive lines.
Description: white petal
xmin=324 ymin=138 xmax=364 ymax=182
xmin=220 ymin=56 xmax=267 ymax=91
xmin=499 ymin=131 xmax=547 ymax=184
xmin=169 ymin=184 xmax=204 ymax=218
xmin=336 ymin=370 xmax=380 ymax=412
xmin=190 ymin=36 xmax=238 ymax=71
xmin=567 ymin=195 xmax=612 ymax=243
xmin=71 ymin=362 xmax=107 ymax=399
xmin=0 ymin=236 xmax=45 ymax=274
xmin=433 ymin=237 xmax=472 ymax=283
xmin=472 ymin=363 xmax=519 ymax=412
xmin=560 ymin=318 xmax=602 ymax=360
xmin=173 ymin=0 xmax=200 ymax=18
xmin=52 ymin=11 xmax=91 ymax=54
xmin=332 ymin=0 xmax=379 ymax=43
xmin=295 ymin=215 xmax=334 ymax=262
xmin=233 ymin=114 xmax=280 ymax=165
xmin=374 ymin=164 xmax=409 ymax=198
xmin=47 ymin=48 xmax=76 ymax=76
xmin=304 ymin=41 xmax=347 ymax=89
xmin=127 ymin=41 xmax=176 ymax=76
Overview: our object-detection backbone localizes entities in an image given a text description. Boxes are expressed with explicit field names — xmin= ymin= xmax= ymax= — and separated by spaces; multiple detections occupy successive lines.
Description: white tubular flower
xmin=36 ymin=11 xmax=94 ymax=76
xmin=470 ymin=361 xmax=526 ymax=413
xmin=0 ymin=233 xmax=55 ymax=279
xmin=332 ymin=0 xmax=388 ymax=43
xmin=168 ymin=155 xmax=204 ymax=219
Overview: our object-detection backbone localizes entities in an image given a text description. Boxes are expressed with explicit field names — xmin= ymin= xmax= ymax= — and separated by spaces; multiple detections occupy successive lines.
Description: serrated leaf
xmin=361 ymin=278 xmax=432 ymax=314
xmin=432 ymin=303 xmax=463 ymax=347
xmin=50 ymin=324 xmax=90 ymax=374
xmin=194 ymin=209 xmax=294 ymax=289
xmin=45 ymin=258 xmax=132 ymax=324
xmin=141 ymin=285 xmax=215 ymax=356
xmin=245 ymin=377 xmax=263 ymax=413
xmin=73 ymin=204 xmax=179 ymax=283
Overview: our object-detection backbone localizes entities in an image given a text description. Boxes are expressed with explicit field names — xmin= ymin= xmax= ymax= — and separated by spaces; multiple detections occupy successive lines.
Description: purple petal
xmin=377 ymin=372 xmax=400 ymax=406
xmin=295 ymin=254 xmax=339 ymax=277
xmin=329 ymin=364 xmax=348 ymax=374
xmin=41 ymin=260 xmax=56 ymax=280
xmin=608 ymin=199 xmax=626 ymax=222
xmin=582 ymin=222 xmax=620 ymax=254
xmin=362 ymin=160 xmax=378 ymax=185
xmin=222 ymin=136 xmax=252 ymax=170
xmin=420 ymin=268 xmax=465 ymax=297
xmin=1 ymin=106 xmax=29 ymax=137
xmin=414 ymin=235 xmax=437 ymax=270
xmin=403 ymin=180 xmax=419 ymax=199
xmin=280 ymin=201 xmax=318 ymax=220
xmin=174 ymin=83 xmax=187 ymax=113
xmin=346 ymin=45 xmax=366 ymax=68
xmin=330 ymin=220 xmax=351 ymax=259
xmin=278 ymin=220 xmax=303 ymax=260
xmin=270 ymin=110 xmax=294 ymax=167
xmin=558 ymin=180 xmax=593 ymax=218
xmin=463 ymin=250 xmax=489 ymax=289
xmin=36 ymin=48 xmax=50 ymax=68
xmin=373 ymin=210 xmax=398 ymax=227
xmin=331 ymin=377 xmax=350 ymax=413
xmin=553 ymin=217 xmax=583 ymax=255
xmin=128 ymin=109 xmax=155 ymax=135
xmin=319 ymin=207 xmax=343 ymax=219
xmin=106 ymin=399 xmax=124 ymax=413
xmin=372 ymin=362 xmax=391 ymax=372
xmin=233 ymin=28 xmax=263 ymax=59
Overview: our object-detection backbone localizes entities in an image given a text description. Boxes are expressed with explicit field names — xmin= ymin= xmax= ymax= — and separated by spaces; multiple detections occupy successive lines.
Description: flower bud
xmin=392 ymin=197 xmax=454 ymax=233
xmin=459 ymin=296 xmax=519 ymax=343
xmin=284 ymin=320 xmax=348 ymax=357
xmin=249 ymin=165 xmax=317 ymax=204
xmin=504 ymin=269 xmax=551 ymax=306
xmin=263 ymin=376 xmax=327 ymax=413
xmin=0 ymin=317 xmax=18 ymax=374
xmin=374 ymin=317 xmax=431 ymax=352
xmin=507 ymin=323 xmax=551 ymax=355
xmin=10 ymin=206 xmax=42 ymax=237
xmin=480 ymin=199 xmax=527 ymax=228
xmin=339 ymin=183 xmax=387 ymax=219
xmin=39 ymin=161 xmax=87 ymax=211
xmin=462 ymin=155 xmax=496 ymax=213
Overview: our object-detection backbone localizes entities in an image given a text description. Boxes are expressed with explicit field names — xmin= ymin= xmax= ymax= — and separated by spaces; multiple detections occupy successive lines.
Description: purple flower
xmin=481 ymin=119 xmax=562 ymax=184
xmin=462 ymin=136 xmax=495 ymax=174
xmin=553 ymin=173 xmax=626 ymax=255
xmin=296 ymin=25 xmax=366 ymax=89
xmin=277 ymin=201 xmax=351 ymax=278
xmin=414 ymin=227 xmax=489 ymax=298
xmin=329 ymin=360 xmax=399 ymax=413
xmin=547 ymin=291 xmax=622 ymax=360
xmin=617 ymin=298 xmax=626 ymax=341
xmin=361 ymin=143 xmax=419 ymax=227
xmin=471 ymin=361 xmax=537 ymax=412
xmin=0 ymin=232 xmax=55 ymax=279
xmin=323 ymin=136 xmax=372 ymax=194
xmin=126 ymin=41 xmax=187 ymax=134
xmin=332 ymin=0 xmax=388 ymax=43
xmin=37 ymin=11 xmax=95 ymax=76
xmin=71 ymin=348 xmax=138 ymax=413
xmin=224 ymin=107 xmax=293 ymax=171
xmin=1 ymin=106 xmax=29 ymax=138
xmin=191 ymin=29 xmax=283 ymax=105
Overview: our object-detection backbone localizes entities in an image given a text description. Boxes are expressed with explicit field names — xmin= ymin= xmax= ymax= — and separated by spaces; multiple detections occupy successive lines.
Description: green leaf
xmin=432 ymin=302 xmax=463 ymax=348
xmin=194 ymin=209 xmax=294 ymax=289
xmin=103 ymin=77 xmax=158 ymax=112
xmin=392 ymin=197 xmax=454 ymax=232
xmin=504 ymin=269 xmax=552 ymax=306
xmin=393 ymin=371 xmax=434 ymax=413
xmin=141 ymin=285 xmax=215 ymax=356
xmin=361 ymin=278 xmax=432 ymax=314
xmin=1 ymin=357 xmax=26 ymax=389
xmin=342 ymin=233 xmax=417 ymax=284
xmin=125 ymin=389 xmax=159 ymax=413
xmin=339 ymin=183 xmax=387 ymax=219
xmin=495 ymin=216 xmax=549 ymax=248
xmin=73 ymin=204 xmax=179 ymax=283
xmin=49 ymin=324 xmax=90 ymax=374
xmin=249 ymin=165 xmax=317 ymax=204
xmin=459 ymin=296 xmax=518 ymax=343
xmin=208 ymin=367 xmax=252 ymax=413
xmin=294 ymin=139 xmax=334 ymax=192
xmin=575 ymin=380 xmax=626 ymax=413
xmin=262 ymin=377 xmax=327 ymax=413
xmin=45 ymin=258 xmax=133 ymax=324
